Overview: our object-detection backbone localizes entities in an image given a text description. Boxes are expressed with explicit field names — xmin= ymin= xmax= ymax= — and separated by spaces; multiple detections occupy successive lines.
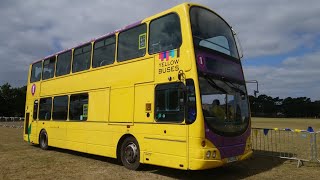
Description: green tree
xmin=0 ymin=83 xmax=26 ymax=117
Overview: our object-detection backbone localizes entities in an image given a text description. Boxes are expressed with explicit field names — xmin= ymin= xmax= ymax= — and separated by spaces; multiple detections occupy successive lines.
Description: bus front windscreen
xmin=190 ymin=6 xmax=239 ymax=59
xmin=199 ymin=76 xmax=250 ymax=136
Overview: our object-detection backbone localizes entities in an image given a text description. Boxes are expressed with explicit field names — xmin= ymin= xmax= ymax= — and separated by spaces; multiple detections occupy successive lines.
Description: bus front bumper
xmin=189 ymin=149 xmax=253 ymax=170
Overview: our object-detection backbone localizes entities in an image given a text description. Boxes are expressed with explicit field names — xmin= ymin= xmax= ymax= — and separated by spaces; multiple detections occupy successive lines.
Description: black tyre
xmin=120 ymin=137 xmax=141 ymax=170
xmin=39 ymin=130 xmax=49 ymax=150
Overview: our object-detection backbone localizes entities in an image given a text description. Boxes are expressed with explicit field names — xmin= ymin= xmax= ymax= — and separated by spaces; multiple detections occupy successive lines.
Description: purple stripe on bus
xmin=205 ymin=123 xmax=250 ymax=159
xmin=120 ymin=21 xmax=142 ymax=32
xmin=195 ymin=49 xmax=244 ymax=82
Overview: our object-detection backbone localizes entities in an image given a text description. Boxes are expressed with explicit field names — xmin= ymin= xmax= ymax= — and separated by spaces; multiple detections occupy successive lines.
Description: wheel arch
xmin=116 ymin=133 xmax=138 ymax=160
xmin=38 ymin=128 xmax=47 ymax=142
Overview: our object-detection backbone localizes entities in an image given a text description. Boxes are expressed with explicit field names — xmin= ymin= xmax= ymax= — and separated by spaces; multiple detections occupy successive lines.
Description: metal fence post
xmin=310 ymin=133 xmax=317 ymax=162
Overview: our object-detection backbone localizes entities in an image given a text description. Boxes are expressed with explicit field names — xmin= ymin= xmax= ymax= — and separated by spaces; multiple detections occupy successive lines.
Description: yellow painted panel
xmin=86 ymin=129 xmax=113 ymax=146
xmin=31 ymin=120 xmax=38 ymax=138
xmin=47 ymin=121 xmax=67 ymax=140
xmin=142 ymin=124 xmax=187 ymax=166
xmin=67 ymin=122 xmax=86 ymax=144
xmin=66 ymin=141 xmax=86 ymax=153
xmin=109 ymin=87 xmax=134 ymax=122
xmin=87 ymin=144 xmax=116 ymax=158
xmin=88 ymin=89 xmax=109 ymax=122
xmin=49 ymin=139 xmax=66 ymax=149
xmin=134 ymin=84 xmax=154 ymax=123
xmin=143 ymin=152 xmax=187 ymax=170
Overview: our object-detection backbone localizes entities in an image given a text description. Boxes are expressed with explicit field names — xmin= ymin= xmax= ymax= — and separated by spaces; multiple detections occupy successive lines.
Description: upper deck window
xmin=149 ymin=13 xmax=182 ymax=54
xmin=56 ymin=50 xmax=72 ymax=77
xmin=42 ymin=56 xmax=56 ymax=80
xmin=30 ymin=61 xmax=42 ymax=83
xmin=117 ymin=24 xmax=147 ymax=62
xmin=93 ymin=35 xmax=116 ymax=68
xmin=72 ymin=44 xmax=92 ymax=73
xmin=190 ymin=7 xmax=239 ymax=59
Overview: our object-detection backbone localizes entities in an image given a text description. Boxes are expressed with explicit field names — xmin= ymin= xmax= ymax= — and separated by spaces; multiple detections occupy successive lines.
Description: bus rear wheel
xmin=120 ymin=137 xmax=140 ymax=170
xmin=39 ymin=130 xmax=49 ymax=150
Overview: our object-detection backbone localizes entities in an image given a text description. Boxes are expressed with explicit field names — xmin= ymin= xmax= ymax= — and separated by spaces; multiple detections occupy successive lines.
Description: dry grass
xmin=251 ymin=117 xmax=320 ymax=131
xmin=1 ymin=127 xmax=320 ymax=180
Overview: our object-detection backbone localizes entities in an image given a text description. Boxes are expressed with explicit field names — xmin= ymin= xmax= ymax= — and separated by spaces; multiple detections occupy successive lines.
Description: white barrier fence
xmin=251 ymin=127 xmax=320 ymax=167
xmin=0 ymin=117 xmax=24 ymax=128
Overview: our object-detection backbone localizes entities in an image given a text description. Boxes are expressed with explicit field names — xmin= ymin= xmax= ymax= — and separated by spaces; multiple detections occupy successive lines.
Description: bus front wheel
xmin=39 ymin=130 xmax=49 ymax=150
xmin=120 ymin=137 xmax=140 ymax=170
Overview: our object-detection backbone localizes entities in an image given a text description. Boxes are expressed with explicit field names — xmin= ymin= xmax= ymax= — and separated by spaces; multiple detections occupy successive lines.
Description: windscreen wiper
xmin=221 ymin=77 xmax=246 ymax=95
xmin=204 ymin=76 xmax=228 ymax=94
xmin=193 ymin=35 xmax=230 ymax=51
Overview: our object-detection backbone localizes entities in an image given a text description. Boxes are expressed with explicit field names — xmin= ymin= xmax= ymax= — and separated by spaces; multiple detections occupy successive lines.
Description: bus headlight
xmin=212 ymin=150 xmax=216 ymax=158
xmin=206 ymin=151 xmax=211 ymax=159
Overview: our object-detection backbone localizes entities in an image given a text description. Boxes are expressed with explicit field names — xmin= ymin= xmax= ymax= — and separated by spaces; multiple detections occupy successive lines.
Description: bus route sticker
xmin=83 ymin=104 xmax=88 ymax=118
xmin=139 ymin=33 xmax=146 ymax=49
xmin=31 ymin=84 xmax=36 ymax=96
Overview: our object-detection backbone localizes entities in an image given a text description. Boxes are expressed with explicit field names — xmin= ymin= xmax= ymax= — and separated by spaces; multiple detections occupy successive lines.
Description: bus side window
xmin=39 ymin=97 xmax=52 ymax=120
xmin=72 ymin=44 xmax=92 ymax=73
xmin=56 ymin=50 xmax=72 ymax=77
xmin=155 ymin=82 xmax=184 ymax=123
xmin=53 ymin=95 xmax=68 ymax=121
xmin=69 ymin=94 xmax=88 ymax=121
xmin=30 ymin=61 xmax=42 ymax=83
xmin=93 ymin=35 xmax=116 ymax=68
xmin=42 ymin=56 xmax=56 ymax=80
xmin=149 ymin=13 xmax=182 ymax=54
xmin=117 ymin=24 xmax=147 ymax=62
xmin=33 ymin=100 xmax=38 ymax=120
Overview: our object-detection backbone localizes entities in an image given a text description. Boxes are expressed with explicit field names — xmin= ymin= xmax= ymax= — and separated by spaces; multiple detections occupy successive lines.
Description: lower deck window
xmin=69 ymin=94 xmax=88 ymax=121
xmin=53 ymin=96 xmax=68 ymax=120
xmin=39 ymin=98 xmax=52 ymax=120
xmin=155 ymin=83 xmax=184 ymax=122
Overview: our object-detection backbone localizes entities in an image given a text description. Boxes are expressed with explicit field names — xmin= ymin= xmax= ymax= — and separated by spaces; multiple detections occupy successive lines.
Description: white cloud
xmin=244 ymin=50 xmax=320 ymax=100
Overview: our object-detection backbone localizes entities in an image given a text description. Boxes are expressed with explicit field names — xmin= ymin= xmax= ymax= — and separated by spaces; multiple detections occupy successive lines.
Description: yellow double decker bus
xmin=24 ymin=3 xmax=252 ymax=170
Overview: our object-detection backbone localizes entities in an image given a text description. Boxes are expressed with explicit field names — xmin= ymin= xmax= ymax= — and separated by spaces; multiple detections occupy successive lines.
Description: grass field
xmin=252 ymin=117 xmax=320 ymax=131
xmin=1 ymin=126 xmax=320 ymax=179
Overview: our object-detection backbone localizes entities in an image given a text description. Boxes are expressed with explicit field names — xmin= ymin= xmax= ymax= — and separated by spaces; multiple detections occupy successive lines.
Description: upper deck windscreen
xmin=190 ymin=6 xmax=239 ymax=59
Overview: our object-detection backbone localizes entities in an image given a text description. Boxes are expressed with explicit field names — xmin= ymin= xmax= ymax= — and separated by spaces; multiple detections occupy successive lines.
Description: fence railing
xmin=0 ymin=117 xmax=24 ymax=128
xmin=251 ymin=127 xmax=320 ymax=167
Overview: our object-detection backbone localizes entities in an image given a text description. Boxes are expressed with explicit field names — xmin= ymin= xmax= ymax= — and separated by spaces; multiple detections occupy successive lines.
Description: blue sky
xmin=0 ymin=0 xmax=319 ymax=100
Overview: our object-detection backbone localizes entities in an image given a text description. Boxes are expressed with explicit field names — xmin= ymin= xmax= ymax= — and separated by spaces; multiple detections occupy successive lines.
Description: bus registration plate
xmin=227 ymin=156 xmax=237 ymax=163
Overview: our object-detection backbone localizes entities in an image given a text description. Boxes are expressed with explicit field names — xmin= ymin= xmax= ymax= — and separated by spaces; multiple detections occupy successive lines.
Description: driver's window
xmin=202 ymin=94 xmax=226 ymax=120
